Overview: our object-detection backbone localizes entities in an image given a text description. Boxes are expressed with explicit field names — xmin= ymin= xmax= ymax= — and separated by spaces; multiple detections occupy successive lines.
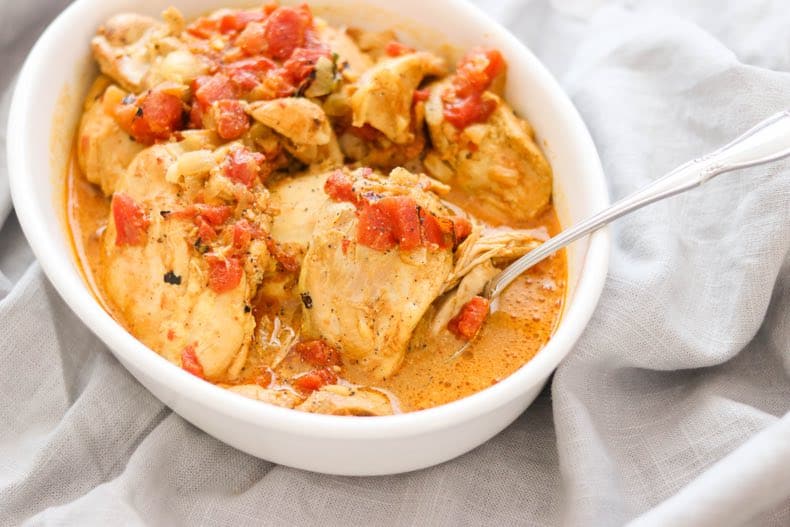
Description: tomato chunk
xmin=452 ymin=216 xmax=473 ymax=245
xmin=232 ymin=219 xmax=262 ymax=252
xmin=418 ymin=207 xmax=447 ymax=249
xmin=181 ymin=343 xmax=205 ymax=379
xmin=214 ymin=100 xmax=250 ymax=139
xmin=448 ymin=296 xmax=490 ymax=341
xmin=205 ymin=254 xmax=243 ymax=293
xmin=381 ymin=196 xmax=422 ymax=251
xmin=262 ymin=5 xmax=312 ymax=60
xmin=281 ymin=47 xmax=331 ymax=87
xmin=219 ymin=10 xmax=266 ymax=34
xmin=324 ymin=170 xmax=357 ymax=203
xmin=112 ymin=193 xmax=150 ymax=246
xmin=443 ymin=93 xmax=498 ymax=130
xmin=193 ymin=74 xmax=237 ymax=109
xmin=265 ymin=236 xmax=300 ymax=272
xmin=222 ymin=146 xmax=267 ymax=187
xmin=384 ymin=40 xmax=415 ymax=57
xmin=357 ymin=200 xmax=398 ymax=251
xmin=294 ymin=340 xmax=341 ymax=367
xmin=443 ymin=48 xmax=505 ymax=129
xmin=114 ymin=90 xmax=184 ymax=144
xmin=236 ymin=21 xmax=267 ymax=55
xmin=292 ymin=368 xmax=337 ymax=393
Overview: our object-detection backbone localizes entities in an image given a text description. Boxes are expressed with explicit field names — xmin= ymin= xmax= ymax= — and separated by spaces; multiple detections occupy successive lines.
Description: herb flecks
xmin=300 ymin=292 xmax=313 ymax=309
xmin=163 ymin=271 xmax=182 ymax=285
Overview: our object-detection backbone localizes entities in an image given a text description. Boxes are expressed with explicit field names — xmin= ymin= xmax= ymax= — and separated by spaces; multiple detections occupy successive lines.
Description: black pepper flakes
xmin=194 ymin=238 xmax=209 ymax=254
xmin=135 ymin=106 xmax=144 ymax=117
xmin=160 ymin=210 xmax=171 ymax=217
xmin=300 ymin=292 xmax=313 ymax=309
xmin=163 ymin=271 xmax=182 ymax=285
xmin=244 ymin=305 xmax=251 ymax=313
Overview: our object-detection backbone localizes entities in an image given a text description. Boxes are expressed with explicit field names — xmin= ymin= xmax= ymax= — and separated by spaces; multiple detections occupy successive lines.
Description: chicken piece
xmin=296 ymin=385 xmax=395 ymax=416
xmin=92 ymin=13 xmax=166 ymax=92
xmin=101 ymin=137 xmax=271 ymax=382
xmin=77 ymin=78 xmax=144 ymax=195
xmin=269 ymin=172 xmax=330 ymax=254
xmin=424 ymin=83 xmax=553 ymax=223
xmin=225 ymin=384 xmax=301 ymax=408
xmin=92 ymin=9 xmax=194 ymax=92
xmin=247 ymin=98 xmax=343 ymax=166
xmin=298 ymin=168 xmax=456 ymax=379
xmin=349 ymin=51 xmax=445 ymax=144
xmin=444 ymin=225 xmax=548 ymax=292
xmin=315 ymin=23 xmax=373 ymax=82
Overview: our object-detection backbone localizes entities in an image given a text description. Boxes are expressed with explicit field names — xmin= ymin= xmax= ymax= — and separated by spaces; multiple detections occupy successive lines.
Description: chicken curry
xmin=68 ymin=3 xmax=566 ymax=415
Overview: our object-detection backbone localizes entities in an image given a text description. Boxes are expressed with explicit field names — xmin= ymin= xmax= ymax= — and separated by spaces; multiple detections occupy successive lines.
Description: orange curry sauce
xmin=67 ymin=153 xmax=566 ymax=412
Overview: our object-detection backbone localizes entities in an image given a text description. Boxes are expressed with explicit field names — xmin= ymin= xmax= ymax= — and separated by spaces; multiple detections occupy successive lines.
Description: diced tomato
xmin=443 ymin=93 xmax=498 ymax=130
xmin=452 ymin=217 xmax=473 ymax=245
xmin=114 ymin=90 xmax=184 ymax=145
xmin=214 ymin=99 xmax=250 ymax=139
xmin=194 ymin=204 xmax=233 ymax=225
xmin=193 ymin=74 xmax=237 ymax=109
xmin=294 ymin=340 xmax=341 ymax=367
xmin=413 ymin=88 xmax=431 ymax=103
xmin=379 ymin=196 xmax=422 ymax=251
xmin=443 ymin=48 xmax=505 ymax=129
xmin=448 ymin=296 xmax=490 ymax=341
xmin=341 ymin=238 xmax=351 ymax=254
xmin=281 ymin=47 xmax=331 ymax=86
xmin=357 ymin=200 xmax=398 ymax=251
xmin=418 ymin=206 xmax=447 ymax=249
xmin=187 ymin=17 xmax=220 ymax=39
xmin=196 ymin=217 xmax=218 ymax=241
xmin=265 ymin=237 xmax=300 ymax=272
xmin=181 ymin=343 xmax=206 ymax=379
xmin=453 ymin=48 xmax=505 ymax=98
xmin=236 ymin=21 xmax=267 ymax=55
xmin=167 ymin=329 xmax=175 ymax=341
xmin=170 ymin=204 xmax=232 ymax=243
xmin=385 ymin=40 xmax=415 ymax=57
xmin=223 ymin=57 xmax=277 ymax=91
xmin=262 ymin=5 xmax=313 ymax=60
xmin=254 ymin=367 xmax=273 ymax=387
xmin=356 ymin=195 xmax=460 ymax=252
xmin=112 ymin=193 xmax=150 ymax=246
xmin=292 ymin=367 xmax=337 ymax=393
xmin=205 ymin=254 xmax=243 ymax=293
xmin=324 ymin=170 xmax=357 ymax=203
xmin=232 ymin=219 xmax=261 ymax=252
xmin=222 ymin=146 xmax=266 ymax=187
xmin=219 ymin=10 xmax=266 ymax=34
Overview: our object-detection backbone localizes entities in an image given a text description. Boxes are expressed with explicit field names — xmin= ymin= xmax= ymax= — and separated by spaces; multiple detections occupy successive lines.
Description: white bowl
xmin=8 ymin=0 xmax=609 ymax=475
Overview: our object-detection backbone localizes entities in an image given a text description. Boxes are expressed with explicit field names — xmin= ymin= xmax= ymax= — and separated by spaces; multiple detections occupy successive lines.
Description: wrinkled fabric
xmin=1 ymin=0 xmax=789 ymax=525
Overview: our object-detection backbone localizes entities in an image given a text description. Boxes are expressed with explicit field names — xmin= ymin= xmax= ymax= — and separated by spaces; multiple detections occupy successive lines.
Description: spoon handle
xmin=485 ymin=109 xmax=790 ymax=300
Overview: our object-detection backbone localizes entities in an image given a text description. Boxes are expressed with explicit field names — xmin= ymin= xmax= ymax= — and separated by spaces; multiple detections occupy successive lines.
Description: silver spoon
xmin=450 ymin=109 xmax=790 ymax=359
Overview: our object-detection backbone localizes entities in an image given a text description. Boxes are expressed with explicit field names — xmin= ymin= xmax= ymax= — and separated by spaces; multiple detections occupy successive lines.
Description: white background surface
xmin=1 ymin=0 xmax=789 ymax=525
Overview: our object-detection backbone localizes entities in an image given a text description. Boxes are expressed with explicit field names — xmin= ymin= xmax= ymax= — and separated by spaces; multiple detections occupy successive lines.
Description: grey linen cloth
xmin=1 ymin=0 xmax=789 ymax=525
